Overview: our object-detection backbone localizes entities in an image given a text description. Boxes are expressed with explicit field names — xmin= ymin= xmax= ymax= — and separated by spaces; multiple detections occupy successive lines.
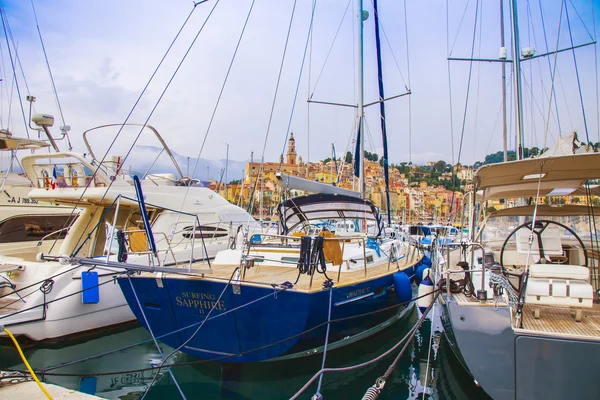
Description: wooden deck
xmin=150 ymin=255 xmax=420 ymax=293
xmin=516 ymin=303 xmax=600 ymax=340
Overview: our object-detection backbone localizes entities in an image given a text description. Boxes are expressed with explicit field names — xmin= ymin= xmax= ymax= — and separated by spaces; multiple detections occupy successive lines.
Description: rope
xmin=127 ymin=277 xmax=186 ymax=400
xmin=565 ymin=2 xmax=591 ymax=143
xmin=48 ymin=1 xmax=210 ymax=255
xmin=0 ymin=271 xmax=124 ymax=321
xmin=420 ymin=303 xmax=435 ymax=400
xmin=488 ymin=272 xmax=519 ymax=304
xmin=139 ymin=267 xmax=240 ymax=399
xmin=15 ymin=290 xmax=442 ymax=379
xmin=258 ymin=0 xmax=298 ymax=165
xmin=291 ymin=290 xmax=440 ymax=400
xmin=277 ymin=0 xmax=317 ymax=173
xmin=313 ymin=288 xmax=334 ymax=398
xmin=2 ymin=327 xmax=53 ymax=399
xmin=0 ymin=8 xmax=30 ymax=138
xmin=30 ymin=0 xmax=71 ymax=149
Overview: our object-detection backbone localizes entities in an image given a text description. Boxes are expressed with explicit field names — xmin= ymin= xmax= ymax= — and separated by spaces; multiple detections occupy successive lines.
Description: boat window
xmin=0 ymin=214 xmax=77 ymax=243
xmin=182 ymin=225 xmax=229 ymax=239
xmin=366 ymin=255 xmax=374 ymax=263
xmin=281 ymin=256 xmax=300 ymax=263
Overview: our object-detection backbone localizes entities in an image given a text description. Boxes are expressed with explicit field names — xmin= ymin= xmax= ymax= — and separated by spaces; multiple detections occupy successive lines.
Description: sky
xmin=0 ymin=0 xmax=599 ymax=179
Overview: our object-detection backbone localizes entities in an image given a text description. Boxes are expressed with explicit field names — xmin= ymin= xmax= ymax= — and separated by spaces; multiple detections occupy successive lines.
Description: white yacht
xmin=0 ymin=122 xmax=259 ymax=342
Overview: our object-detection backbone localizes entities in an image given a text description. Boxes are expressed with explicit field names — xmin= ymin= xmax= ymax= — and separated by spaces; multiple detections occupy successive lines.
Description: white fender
xmin=417 ymin=268 xmax=434 ymax=313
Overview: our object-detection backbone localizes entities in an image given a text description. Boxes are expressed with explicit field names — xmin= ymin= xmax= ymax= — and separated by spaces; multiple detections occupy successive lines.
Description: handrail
xmin=82 ymin=124 xmax=184 ymax=179
xmin=37 ymin=226 xmax=71 ymax=246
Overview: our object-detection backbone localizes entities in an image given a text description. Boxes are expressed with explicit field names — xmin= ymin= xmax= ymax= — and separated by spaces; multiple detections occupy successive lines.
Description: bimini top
xmin=277 ymin=193 xmax=383 ymax=235
xmin=475 ymin=152 xmax=600 ymax=200
xmin=490 ymin=204 xmax=600 ymax=218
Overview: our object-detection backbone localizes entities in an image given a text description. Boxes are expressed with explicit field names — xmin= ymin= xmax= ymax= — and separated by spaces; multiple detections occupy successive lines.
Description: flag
xmin=51 ymin=166 xmax=57 ymax=189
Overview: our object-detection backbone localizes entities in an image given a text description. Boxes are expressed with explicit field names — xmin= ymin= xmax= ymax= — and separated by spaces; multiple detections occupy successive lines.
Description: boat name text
xmin=347 ymin=287 xmax=371 ymax=298
xmin=175 ymin=291 xmax=226 ymax=313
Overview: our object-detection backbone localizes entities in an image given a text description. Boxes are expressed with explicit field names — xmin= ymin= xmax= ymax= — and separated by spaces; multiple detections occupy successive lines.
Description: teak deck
xmin=517 ymin=303 xmax=600 ymax=340
xmin=147 ymin=256 xmax=420 ymax=293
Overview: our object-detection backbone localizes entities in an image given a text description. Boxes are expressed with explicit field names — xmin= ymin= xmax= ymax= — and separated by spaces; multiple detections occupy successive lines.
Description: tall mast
xmin=510 ymin=0 xmax=525 ymax=160
xmin=373 ymin=0 xmax=392 ymax=225
xmin=500 ymin=0 xmax=508 ymax=162
xmin=358 ymin=0 xmax=366 ymax=198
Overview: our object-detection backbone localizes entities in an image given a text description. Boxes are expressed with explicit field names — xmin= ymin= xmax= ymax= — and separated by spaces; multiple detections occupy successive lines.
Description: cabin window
xmin=281 ymin=256 xmax=300 ymax=263
xmin=0 ymin=214 xmax=77 ymax=243
xmin=182 ymin=225 xmax=228 ymax=239
xmin=366 ymin=255 xmax=374 ymax=263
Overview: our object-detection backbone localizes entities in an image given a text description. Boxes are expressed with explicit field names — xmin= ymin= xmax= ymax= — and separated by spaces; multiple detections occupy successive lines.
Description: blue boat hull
xmin=118 ymin=271 xmax=415 ymax=362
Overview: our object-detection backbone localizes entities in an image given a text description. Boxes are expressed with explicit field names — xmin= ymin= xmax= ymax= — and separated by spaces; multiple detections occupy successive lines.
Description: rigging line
xmin=278 ymin=0 xmax=318 ymax=172
xmin=61 ymin=2 xmax=214 ymax=255
xmin=404 ymin=0 xmax=412 ymax=168
xmin=368 ymin=0 xmax=408 ymax=86
xmin=568 ymin=0 xmax=595 ymax=41
xmin=456 ymin=0 xmax=480 ymax=168
xmin=484 ymin=97 xmax=506 ymax=156
xmin=565 ymin=1 xmax=591 ymax=144
xmin=128 ymin=279 xmax=186 ymax=400
xmin=521 ymin=74 xmax=560 ymax=144
xmin=0 ymin=8 xmax=29 ymax=138
xmin=542 ymin=0 xmax=565 ymax=151
xmin=0 ymin=263 xmax=81 ymax=301
xmin=259 ymin=0 xmax=299 ymax=163
xmin=307 ymin=3 xmax=313 ymax=164
xmin=470 ymin=0 xmax=483 ymax=162
xmin=291 ymin=291 xmax=439 ymax=400
xmin=446 ymin=0 xmax=455 ymax=169
xmin=140 ymin=267 xmax=235 ymax=399
xmin=187 ymin=0 xmax=257 ymax=182
xmin=130 ymin=277 xmax=187 ymax=400
xmin=591 ymin=0 xmax=600 ymax=144
xmin=0 ymin=271 xmax=125 ymax=321
xmin=538 ymin=0 xmax=562 ymax=133
xmin=420 ymin=305 xmax=435 ymax=400
xmin=30 ymin=0 xmax=71 ymax=149
xmin=313 ymin=287 xmax=333 ymax=397
xmin=527 ymin=0 xmax=536 ymax=149
xmin=310 ymin=0 xmax=351 ymax=98
xmin=31 ymin=289 xmax=440 ymax=377
xmin=449 ymin=0 xmax=473 ymax=57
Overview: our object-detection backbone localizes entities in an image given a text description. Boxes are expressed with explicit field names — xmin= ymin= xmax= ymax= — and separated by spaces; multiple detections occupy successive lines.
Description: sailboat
xmin=115 ymin=1 xmax=427 ymax=363
xmin=0 ymin=120 xmax=261 ymax=342
xmin=435 ymin=1 xmax=600 ymax=398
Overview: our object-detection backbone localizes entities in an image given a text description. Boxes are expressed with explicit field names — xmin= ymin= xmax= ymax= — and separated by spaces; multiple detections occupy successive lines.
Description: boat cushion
xmin=529 ymin=264 xmax=589 ymax=281
xmin=526 ymin=277 xmax=593 ymax=308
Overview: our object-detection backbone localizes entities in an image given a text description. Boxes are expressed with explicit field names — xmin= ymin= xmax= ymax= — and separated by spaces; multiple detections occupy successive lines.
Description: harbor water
xmin=0 ymin=308 xmax=490 ymax=399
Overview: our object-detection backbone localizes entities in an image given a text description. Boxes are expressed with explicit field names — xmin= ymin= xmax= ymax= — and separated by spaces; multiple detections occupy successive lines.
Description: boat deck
xmin=516 ymin=303 xmax=600 ymax=340
xmin=147 ymin=256 xmax=419 ymax=293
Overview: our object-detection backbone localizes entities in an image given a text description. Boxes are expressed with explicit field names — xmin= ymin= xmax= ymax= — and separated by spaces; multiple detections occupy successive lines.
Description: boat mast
xmin=500 ymin=0 xmax=508 ymax=162
xmin=510 ymin=0 xmax=525 ymax=160
xmin=358 ymin=0 xmax=366 ymax=198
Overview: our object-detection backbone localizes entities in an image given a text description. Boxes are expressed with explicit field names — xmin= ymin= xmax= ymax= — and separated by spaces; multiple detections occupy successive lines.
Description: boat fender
xmin=422 ymin=255 xmax=432 ymax=268
xmin=415 ymin=263 xmax=428 ymax=285
xmin=417 ymin=271 xmax=434 ymax=313
xmin=393 ymin=271 xmax=412 ymax=303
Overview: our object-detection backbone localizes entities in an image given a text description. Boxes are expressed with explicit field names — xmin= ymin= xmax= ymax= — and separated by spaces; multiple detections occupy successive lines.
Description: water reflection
xmin=0 ymin=311 xmax=490 ymax=399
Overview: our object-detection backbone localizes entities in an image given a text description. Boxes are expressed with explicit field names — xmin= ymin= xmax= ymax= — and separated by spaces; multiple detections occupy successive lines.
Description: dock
xmin=0 ymin=379 xmax=103 ymax=399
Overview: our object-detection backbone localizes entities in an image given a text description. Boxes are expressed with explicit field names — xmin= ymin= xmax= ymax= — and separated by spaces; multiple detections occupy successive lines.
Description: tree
xmin=323 ymin=157 xmax=332 ymax=164
xmin=433 ymin=160 xmax=447 ymax=173
xmin=345 ymin=151 xmax=353 ymax=163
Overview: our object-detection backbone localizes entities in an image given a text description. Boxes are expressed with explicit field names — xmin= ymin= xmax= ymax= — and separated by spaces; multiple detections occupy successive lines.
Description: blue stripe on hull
xmin=118 ymin=274 xmax=410 ymax=362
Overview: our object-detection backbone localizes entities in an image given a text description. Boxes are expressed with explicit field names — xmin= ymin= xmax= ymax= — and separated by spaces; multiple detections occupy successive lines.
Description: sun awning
xmin=474 ymin=153 xmax=600 ymax=200
xmin=490 ymin=204 xmax=600 ymax=218
xmin=277 ymin=193 xmax=383 ymax=235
